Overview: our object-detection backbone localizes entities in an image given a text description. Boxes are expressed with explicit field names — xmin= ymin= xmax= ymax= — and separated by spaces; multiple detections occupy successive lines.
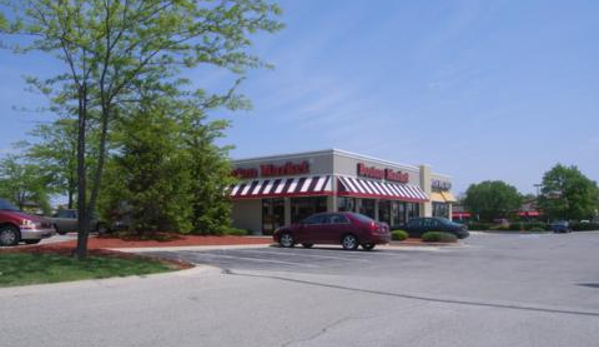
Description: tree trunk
xmin=75 ymin=85 xmax=89 ymax=259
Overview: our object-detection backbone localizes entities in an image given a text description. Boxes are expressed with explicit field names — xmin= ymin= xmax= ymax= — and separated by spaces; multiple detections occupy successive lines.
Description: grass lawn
xmin=0 ymin=253 xmax=177 ymax=287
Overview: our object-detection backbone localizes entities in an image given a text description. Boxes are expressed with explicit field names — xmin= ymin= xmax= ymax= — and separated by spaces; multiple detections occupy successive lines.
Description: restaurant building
xmin=230 ymin=149 xmax=456 ymax=235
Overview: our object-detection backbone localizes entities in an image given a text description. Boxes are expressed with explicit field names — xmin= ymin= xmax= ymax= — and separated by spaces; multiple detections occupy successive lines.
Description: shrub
xmin=391 ymin=230 xmax=408 ymax=241
xmin=529 ymin=227 xmax=546 ymax=232
xmin=223 ymin=227 xmax=250 ymax=236
xmin=494 ymin=225 xmax=512 ymax=231
xmin=571 ymin=223 xmax=599 ymax=231
xmin=467 ymin=222 xmax=491 ymax=231
xmin=522 ymin=222 xmax=548 ymax=231
xmin=421 ymin=231 xmax=458 ymax=243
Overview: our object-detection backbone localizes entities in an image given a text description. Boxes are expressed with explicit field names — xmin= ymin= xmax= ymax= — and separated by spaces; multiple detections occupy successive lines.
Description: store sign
xmin=261 ymin=161 xmax=310 ymax=177
xmin=432 ymin=179 xmax=452 ymax=191
xmin=357 ymin=163 xmax=409 ymax=184
xmin=233 ymin=161 xmax=311 ymax=179
xmin=232 ymin=167 xmax=258 ymax=179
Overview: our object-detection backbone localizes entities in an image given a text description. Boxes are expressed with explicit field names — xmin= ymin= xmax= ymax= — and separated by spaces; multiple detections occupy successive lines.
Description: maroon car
xmin=0 ymin=198 xmax=55 ymax=246
xmin=273 ymin=212 xmax=390 ymax=251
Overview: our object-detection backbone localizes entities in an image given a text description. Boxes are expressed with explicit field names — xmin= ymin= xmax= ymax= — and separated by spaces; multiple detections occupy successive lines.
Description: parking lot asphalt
xmin=3 ymin=232 xmax=599 ymax=347
xmin=145 ymin=232 xmax=599 ymax=314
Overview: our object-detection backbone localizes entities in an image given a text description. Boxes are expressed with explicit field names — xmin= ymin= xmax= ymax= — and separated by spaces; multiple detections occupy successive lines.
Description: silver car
xmin=49 ymin=209 xmax=109 ymax=235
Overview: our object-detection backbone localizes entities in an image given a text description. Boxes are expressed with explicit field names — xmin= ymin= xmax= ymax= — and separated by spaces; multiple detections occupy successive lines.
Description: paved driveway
xmin=2 ymin=232 xmax=599 ymax=347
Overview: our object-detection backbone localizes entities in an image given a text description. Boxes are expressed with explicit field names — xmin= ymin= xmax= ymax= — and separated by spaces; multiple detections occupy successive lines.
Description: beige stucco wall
xmin=231 ymin=199 xmax=262 ymax=235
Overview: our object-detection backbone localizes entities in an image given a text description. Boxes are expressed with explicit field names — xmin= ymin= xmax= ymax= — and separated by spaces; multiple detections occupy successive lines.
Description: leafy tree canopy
xmin=538 ymin=164 xmax=599 ymax=221
xmin=463 ymin=180 xmax=522 ymax=222
xmin=0 ymin=155 xmax=54 ymax=214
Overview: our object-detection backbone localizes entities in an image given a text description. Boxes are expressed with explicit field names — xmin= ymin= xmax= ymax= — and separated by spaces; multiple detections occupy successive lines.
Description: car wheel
xmin=0 ymin=225 xmax=20 ymax=246
xmin=55 ymin=225 xmax=67 ymax=236
xmin=341 ymin=234 xmax=359 ymax=250
xmin=302 ymin=243 xmax=314 ymax=248
xmin=96 ymin=223 xmax=109 ymax=234
xmin=24 ymin=239 xmax=41 ymax=245
xmin=362 ymin=243 xmax=375 ymax=251
xmin=279 ymin=233 xmax=295 ymax=248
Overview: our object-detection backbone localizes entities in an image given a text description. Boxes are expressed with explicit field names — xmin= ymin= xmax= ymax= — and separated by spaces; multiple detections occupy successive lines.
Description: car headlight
xmin=21 ymin=220 xmax=41 ymax=228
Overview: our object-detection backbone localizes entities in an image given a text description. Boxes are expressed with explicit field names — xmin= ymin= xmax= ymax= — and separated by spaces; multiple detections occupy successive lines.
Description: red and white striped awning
xmin=230 ymin=176 xmax=333 ymax=199
xmin=337 ymin=176 xmax=429 ymax=202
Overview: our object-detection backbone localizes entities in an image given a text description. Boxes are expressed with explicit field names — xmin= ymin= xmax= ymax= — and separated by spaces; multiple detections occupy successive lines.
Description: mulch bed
xmin=0 ymin=233 xmax=273 ymax=269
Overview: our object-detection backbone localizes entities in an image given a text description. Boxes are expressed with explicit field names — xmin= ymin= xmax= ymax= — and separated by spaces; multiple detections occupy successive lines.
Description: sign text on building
xmin=357 ymin=163 xmax=409 ymax=184
xmin=432 ymin=179 xmax=452 ymax=191
xmin=260 ymin=161 xmax=310 ymax=177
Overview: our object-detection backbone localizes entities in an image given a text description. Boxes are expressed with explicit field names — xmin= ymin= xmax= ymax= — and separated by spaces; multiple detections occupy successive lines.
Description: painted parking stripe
xmin=239 ymin=249 xmax=372 ymax=262
xmin=181 ymin=253 xmax=321 ymax=268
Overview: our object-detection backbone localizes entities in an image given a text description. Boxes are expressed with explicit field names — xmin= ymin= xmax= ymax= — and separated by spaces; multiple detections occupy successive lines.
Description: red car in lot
xmin=0 ymin=198 xmax=55 ymax=246
xmin=273 ymin=212 xmax=390 ymax=251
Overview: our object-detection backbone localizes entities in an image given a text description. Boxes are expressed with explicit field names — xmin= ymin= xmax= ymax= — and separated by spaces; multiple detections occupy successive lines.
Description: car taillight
xmin=370 ymin=221 xmax=377 ymax=232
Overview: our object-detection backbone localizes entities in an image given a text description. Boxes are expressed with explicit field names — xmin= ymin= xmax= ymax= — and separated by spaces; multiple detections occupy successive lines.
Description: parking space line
xmin=238 ymin=249 xmax=372 ymax=262
xmin=178 ymin=252 xmax=321 ymax=268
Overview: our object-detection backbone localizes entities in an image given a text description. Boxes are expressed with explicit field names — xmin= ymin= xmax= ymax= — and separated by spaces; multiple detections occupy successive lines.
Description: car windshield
xmin=0 ymin=198 xmax=19 ymax=211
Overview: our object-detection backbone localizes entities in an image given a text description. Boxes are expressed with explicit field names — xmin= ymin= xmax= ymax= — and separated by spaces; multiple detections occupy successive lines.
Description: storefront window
xmin=359 ymin=199 xmax=376 ymax=219
xmin=262 ymin=198 xmax=285 ymax=235
xmin=378 ymin=200 xmax=391 ymax=225
xmin=406 ymin=202 xmax=420 ymax=221
xmin=433 ymin=202 xmax=449 ymax=218
xmin=290 ymin=197 xmax=327 ymax=223
xmin=337 ymin=197 xmax=356 ymax=212
xmin=392 ymin=201 xmax=406 ymax=227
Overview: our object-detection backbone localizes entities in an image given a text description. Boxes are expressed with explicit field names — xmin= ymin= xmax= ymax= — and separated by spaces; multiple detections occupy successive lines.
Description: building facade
xmin=230 ymin=149 xmax=455 ymax=234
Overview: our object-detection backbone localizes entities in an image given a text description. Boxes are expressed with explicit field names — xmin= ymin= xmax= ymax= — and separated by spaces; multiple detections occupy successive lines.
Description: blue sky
xmin=1 ymin=0 xmax=598 ymax=196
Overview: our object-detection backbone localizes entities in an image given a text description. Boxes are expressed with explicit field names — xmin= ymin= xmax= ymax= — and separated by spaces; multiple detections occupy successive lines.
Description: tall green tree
xmin=464 ymin=180 xmax=522 ymax=222
xmin=2 ymin=0 xmax=283 ymax=258
xmin=105 ymin=96 xmax=194 ymax=234
xmin=18 ymin=118 xmax=78 ymax=209
xmin=180 ymin=107 xmax=237 ymax=235
xmin=538 ymin=164 xmax=599 ymax=221
xmin=0 ymin=155 xmax=53 ymax=213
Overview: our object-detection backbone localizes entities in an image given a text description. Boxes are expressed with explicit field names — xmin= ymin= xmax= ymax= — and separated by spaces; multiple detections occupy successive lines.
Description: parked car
xmin=49 ymin=209 xmax=109 ymax=235
xmin=550 ymin=220 xmax=571 ymax=233
xmin=273 ymin=212 xmax=390 ymax=251
xmin=0 ymin=198 xmax=55 ymax=246
xmin=400 ymin=217 xmax=469 ymax=239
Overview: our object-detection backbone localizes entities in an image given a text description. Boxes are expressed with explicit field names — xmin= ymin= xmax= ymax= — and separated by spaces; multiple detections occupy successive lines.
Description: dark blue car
xmin=551 ymin=220 xmax=571 ymax=233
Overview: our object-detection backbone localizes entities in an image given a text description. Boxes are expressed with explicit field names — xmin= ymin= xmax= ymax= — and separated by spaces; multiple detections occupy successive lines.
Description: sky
xmin=0 ymin=0 xmax=598 ymax=196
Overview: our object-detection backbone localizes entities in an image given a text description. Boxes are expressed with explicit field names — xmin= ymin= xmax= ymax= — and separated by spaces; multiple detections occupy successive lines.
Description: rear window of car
xmin=328 ymin=214 xmax=350 ymax=224
xmin=351 ymin=213 xmax=374 ymax=223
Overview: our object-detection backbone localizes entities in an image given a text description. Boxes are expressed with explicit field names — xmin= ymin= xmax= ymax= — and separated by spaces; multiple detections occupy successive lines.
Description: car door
xmin=322 ymin=214 xmax=352 ymax=244
xmin=406 ymin=218 xmax=422 ymax=237
xmin=64 ymin=210 xmax=78 ymax=231
xmin=53 ymin=210 xmax=76 ymax=232
xmin=298 ymin=214 xmax=327 ymax=244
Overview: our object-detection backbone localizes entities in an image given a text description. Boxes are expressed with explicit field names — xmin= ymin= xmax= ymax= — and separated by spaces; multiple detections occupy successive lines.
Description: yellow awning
xmin=430 ymin=192 xmax=445 ymax=202
xmin=441 ymin=191 xmax=457 ymax=203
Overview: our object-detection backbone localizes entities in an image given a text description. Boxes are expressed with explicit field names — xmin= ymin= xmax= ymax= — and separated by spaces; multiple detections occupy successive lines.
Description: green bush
xmin=223 ymin=227 xmax=250 ymax=236
xmin=391 ymin=230 xmax=408 ymax=241
xmin=529 ymin=227 xmax=546 ymax=232
xmin=466 ymin=222 xmax=491 ymax=231
xmin=421 ymin=231 xmax=458 ymax=243
xmin=522 ymin=222 xmax=548 ymax=231
xmin=571 ymin=223 xmax=599 ymax=231
xmin=494 ymin=225 xmax=512 ymax=231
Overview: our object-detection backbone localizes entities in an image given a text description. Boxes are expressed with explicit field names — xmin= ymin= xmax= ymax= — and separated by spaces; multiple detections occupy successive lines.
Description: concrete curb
xmin=109 ymin=243 xmax=273 ymax=253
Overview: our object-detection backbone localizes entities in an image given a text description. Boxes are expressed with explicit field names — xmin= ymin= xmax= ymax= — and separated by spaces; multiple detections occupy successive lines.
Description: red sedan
xmin=273 ymin=212 xmax=390 ymax=251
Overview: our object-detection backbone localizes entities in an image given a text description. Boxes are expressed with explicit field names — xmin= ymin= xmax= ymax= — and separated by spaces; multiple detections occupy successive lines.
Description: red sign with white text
xmin=233 ymin=161 xmax=310 ymax=179
xmin=357 ymin=163 xmax=409 ymax=184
